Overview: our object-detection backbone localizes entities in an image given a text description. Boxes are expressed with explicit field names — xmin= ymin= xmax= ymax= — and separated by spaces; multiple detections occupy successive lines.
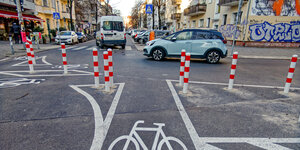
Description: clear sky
xmin=109 ymin=0 xmax=138 ymax=17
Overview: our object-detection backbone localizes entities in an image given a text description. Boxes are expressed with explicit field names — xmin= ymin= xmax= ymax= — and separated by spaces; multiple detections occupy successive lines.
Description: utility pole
xmin=56 ymin=0 xmax=61 ymax=44
xmin=16 ymin=0 xmax=25 ymax=47
xmin=96 ymin=0 xmax=98 ymax=31
xmin=231 ymin=0 xmax=243 ymax=56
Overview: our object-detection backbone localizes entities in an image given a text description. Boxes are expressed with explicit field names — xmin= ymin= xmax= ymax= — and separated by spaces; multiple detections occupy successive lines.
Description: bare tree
xmin=153 ymin=0 xmax=164 ymax=29
xmin=130 ymin=0 xmax=144 ymax=29
xmin=67 ymin=0 xmax=75 ymax=31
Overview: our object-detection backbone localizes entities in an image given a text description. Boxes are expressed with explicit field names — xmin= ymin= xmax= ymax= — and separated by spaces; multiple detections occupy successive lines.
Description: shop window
xmin=199 ymin=19 xmax=204 ymax=28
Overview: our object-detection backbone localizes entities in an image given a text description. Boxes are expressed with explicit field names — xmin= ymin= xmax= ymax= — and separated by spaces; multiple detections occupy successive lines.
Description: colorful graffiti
xmin=219 ymin=24 xmax=241 ymax=39
xmin=249 ymin=21 xmax=300 ymax=42
xmin=251 ymin=0 xmax=300 ymax=16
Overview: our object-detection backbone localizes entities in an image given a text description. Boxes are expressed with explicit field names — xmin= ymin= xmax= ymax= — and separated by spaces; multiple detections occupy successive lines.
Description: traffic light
xmin=14 ymin=0 xmax=24 ymax=11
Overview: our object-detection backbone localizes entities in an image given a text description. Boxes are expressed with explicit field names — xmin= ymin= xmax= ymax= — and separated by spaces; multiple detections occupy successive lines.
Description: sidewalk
xmin=228 ymin=45 xmax=300 ymax=59
xmin=0 ymin=40 xmax=60 ymax=60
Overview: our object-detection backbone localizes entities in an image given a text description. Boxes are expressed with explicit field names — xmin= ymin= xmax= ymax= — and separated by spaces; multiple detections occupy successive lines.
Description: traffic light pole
xmin=56 ymin=1 xmax=61 ymax=44
xmin=16 ymin=0 xmax=25 ymax=48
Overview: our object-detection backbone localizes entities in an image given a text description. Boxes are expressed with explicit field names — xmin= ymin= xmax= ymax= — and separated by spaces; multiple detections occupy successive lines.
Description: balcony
xmin=172 ymin=0 xmax=181 ymax=5
xmin=219 ymin=0 xmax=248 ymax=6
xmin=36 ymin=5 xmax=53 ymax=14
xmin=171 ymin=13 xmax=181 ymax=21
xmin=0 ymin=0 xmax=35 ymax=10
xmin=184 ymin=3 xmax=206 ymax=16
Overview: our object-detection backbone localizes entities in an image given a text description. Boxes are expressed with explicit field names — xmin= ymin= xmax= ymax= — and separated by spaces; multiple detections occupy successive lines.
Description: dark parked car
xmin=76 ymin=32 xmax=87 ymax=42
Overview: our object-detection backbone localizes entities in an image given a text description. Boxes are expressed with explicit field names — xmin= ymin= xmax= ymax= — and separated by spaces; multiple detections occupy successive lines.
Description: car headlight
xmin=146 ymin=41 xmax=155 ymax=46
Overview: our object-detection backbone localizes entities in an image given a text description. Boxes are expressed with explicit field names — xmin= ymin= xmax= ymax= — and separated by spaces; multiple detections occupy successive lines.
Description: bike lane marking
xmin=70 ymin=83 xmax=125 ymax=150
xmin=12 ymin=56 xmax=52 ymax=66
xmin=166 ymin=80 xmax=221 ymax=150
xmin=167 ymin=79 xmax=300 ymax=150
xmin=0 ymin=70 xmax=93 ymax=77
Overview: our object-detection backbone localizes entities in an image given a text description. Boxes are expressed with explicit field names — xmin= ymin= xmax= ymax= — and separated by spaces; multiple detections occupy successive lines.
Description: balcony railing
xmin=171 ymin=13 xmax=181 ymax=21
xmin=172 ymin=0 xmax=181 ymax=5
xmin=184 ymin=3 xmax=206 ymax=16
xmin=219 ymin=0 xmax=248 ymax=6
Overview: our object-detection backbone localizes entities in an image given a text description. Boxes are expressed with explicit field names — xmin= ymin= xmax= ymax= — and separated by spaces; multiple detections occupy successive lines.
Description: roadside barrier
xmin=228 ymin=52 xmax=238 ymax=89
xmin=183 ymin=53 xmax=191 ymax=94
xmin=93 ymin=48 xmax=100 ymax=88
xmin=28 ymin=40 xmax=36 ymax=64
xmin=25 ymin=42 xmax=34 ymax=73
xmin=284 ymin=55 xmax=298 ymax=93
xmin=179 ymin=49 xmax=186 ymax=86
xmin=108 ymin=48 xmax=114 ymax=87
xmin=103 ymin=51 xmax=110 ymax=92
xmin=61 ymin=43 xmax=68 ymax=74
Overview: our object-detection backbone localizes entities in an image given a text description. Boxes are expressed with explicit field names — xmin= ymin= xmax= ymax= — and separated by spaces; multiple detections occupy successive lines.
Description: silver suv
xmin=143 ymin=29 xmax=228 ymax=63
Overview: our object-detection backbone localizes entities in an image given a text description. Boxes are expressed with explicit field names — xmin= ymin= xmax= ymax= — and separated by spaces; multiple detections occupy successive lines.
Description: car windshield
xmin=163 ymin=33 xmax=176 ymax=40
xmin=76 ymin=32 xmax=82 ymax=36
xmin=60 ymin=32 xmax=71 ymax=35
xmin=103 ymin=21 xmax=124 ymax=31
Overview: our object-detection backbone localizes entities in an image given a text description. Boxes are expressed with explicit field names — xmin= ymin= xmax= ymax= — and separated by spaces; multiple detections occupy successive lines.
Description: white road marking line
xmin=125 ymin=46 xmax=132 ymax=50
xmin=70 ymin=83 xmax=125 ymax=150
xmin=12 ymin=56 xmax=52 ymax=66
xmin=0 ymin=70 xmax=93 ymax=77
xmin=70 ymin=46 xmax=88 ymax=51
xmin=0 ymin=58 xmax=9 ymax=62
xmin=198 ymin=137 xmax=300 ymax=143
xmin=166 ymin=80 xmax=221 ymax=150
xmin=168 ymin=80 xmax=300 ymax=90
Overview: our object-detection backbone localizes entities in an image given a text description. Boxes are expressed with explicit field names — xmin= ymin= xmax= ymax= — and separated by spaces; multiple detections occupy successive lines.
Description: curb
xmin=231 ymin=55 xmax=292 ymax=60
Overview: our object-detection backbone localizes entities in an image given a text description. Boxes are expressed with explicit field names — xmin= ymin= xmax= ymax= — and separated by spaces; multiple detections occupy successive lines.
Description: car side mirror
xmin=171 ymin=37 xmax=176 ymax=42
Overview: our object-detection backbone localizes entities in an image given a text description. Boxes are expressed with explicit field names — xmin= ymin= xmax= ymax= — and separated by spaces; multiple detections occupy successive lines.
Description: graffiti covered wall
xmin=251 ymin=0 xmax=300 ymax=16
xmin=219 ymin=24 xmax=241 ymax=39
xmin=249 ymin=21 xmax=300 ymax=42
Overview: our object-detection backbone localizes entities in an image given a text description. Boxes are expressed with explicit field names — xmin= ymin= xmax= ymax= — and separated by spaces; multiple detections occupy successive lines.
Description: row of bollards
xmin=179 ymin=50 xmax=298 ymax=94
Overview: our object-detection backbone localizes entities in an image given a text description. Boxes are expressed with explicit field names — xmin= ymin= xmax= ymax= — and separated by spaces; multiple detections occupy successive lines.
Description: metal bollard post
xmin=93 ymin=48 xmax=100 ymax=88
xmin=9 ymin=36 xmax=15 ymax=55
xmin=228 ymin=52 xmax=238 ymax=89
xmin=183 ymin=53 xmax=191 ymax=94
xmin=103 ymin=51 xmax=110 ymax=92
xmin=284 ymin=55 xmax=298 ymax=94
xmin=25 ymin=42 xmax=34 ymax=73
xmin=179 ymin=49 xmax=186 ymax=86
xmin=108 ymin=48 xmax=114 ymax=87
xmin=61 ymin=43 xmax=68 ymax=74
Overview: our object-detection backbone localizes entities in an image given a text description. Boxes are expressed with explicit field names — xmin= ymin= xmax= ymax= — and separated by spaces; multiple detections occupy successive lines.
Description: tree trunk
xmin=69 ymin=0 xmax=74 ymax=31
xmin=158 ymin=4 xmax=161 ymax=30
xmin=152 ymin=4 xmax=155 ymax=30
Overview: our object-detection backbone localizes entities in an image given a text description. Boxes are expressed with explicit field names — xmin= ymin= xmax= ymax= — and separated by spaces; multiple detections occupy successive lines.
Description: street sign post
xmin=145 ymin=4 xmax=153 ymax=14
xmin=53 ymin=12 xmax=60 ymax=19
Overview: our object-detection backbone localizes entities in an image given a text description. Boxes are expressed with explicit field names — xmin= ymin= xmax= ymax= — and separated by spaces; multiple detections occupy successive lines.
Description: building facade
xmin=161 ymin=0 xmax=300 ymax=47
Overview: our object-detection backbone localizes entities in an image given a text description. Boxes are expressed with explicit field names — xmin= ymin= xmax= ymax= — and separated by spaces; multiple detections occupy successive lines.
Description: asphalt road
xmin=0 ymin=35 xmax=299 ymax=150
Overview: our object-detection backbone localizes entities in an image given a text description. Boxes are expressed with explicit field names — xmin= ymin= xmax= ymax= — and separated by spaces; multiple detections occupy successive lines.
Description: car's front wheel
xmin=206 ymin=50 xmax=220 ymax=64
xmin=151 ymin=48 xmax=165 ymax=61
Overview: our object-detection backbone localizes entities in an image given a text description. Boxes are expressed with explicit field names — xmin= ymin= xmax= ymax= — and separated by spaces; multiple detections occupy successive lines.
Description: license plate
xmin=105 ymin=34 xmax=113 ymax=37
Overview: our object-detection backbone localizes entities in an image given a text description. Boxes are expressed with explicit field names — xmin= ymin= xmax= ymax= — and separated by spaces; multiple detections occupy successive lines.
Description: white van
xmin=96 ymin=16 xmax=126 ymax=49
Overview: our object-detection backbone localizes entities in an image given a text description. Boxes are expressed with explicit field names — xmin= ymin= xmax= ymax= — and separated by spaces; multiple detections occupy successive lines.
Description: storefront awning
xmin=0 ymin=10 xmax=44 ymax=22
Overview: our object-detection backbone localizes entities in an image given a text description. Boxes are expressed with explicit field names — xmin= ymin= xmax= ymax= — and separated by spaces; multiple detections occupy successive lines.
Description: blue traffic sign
xmin=145 ymin=4 xmax=153 ymax=14
xmin=53 ymin=12 xmax=60 ymax=19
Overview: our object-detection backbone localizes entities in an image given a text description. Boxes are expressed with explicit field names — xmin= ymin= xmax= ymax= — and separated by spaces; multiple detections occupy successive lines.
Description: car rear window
xmin=60 ymin=32 xmax=71 ymax=35
xmin=103 ymin=21 xmax=124 ymax=31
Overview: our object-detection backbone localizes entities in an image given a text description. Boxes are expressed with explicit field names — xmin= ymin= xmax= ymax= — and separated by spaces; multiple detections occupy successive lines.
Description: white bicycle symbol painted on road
xmin=0 ymin=78 xmax=45 ymax=88
xmin=109 ymin=120 xmax=187 ymax=150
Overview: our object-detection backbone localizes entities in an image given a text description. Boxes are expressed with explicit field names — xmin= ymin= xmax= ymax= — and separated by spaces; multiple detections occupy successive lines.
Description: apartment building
xmin=35 ymin=0 xmax=76 ymax=35
xmin=0 ymin=0 xmax=42 ymax=40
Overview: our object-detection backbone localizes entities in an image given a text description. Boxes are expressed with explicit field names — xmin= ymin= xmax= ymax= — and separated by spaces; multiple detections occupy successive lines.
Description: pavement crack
xmin=15 ymin=93 xmax=29 ymax=100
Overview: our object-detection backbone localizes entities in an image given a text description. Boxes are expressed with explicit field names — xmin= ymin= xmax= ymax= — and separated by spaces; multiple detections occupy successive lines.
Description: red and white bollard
xmin=103 ymin=51 xmax=110 ymax=92
xmin=183 ymin=53 xmax=191 ymax=94
xmin=25 ymin=42 xmax=34 ymax=73
xmin=284 ymin=55 xmax=298 ymax=94
xmin=93 ymin=48 xmax=100 ymax=88
xmin=108 ymin=48 xmax=114 ymax=87
xmin=228 ymin=52 xmax=238 ymax=89
xmin=28 ymin=40 xmax=36 ymax=64
xmin=61 ymin=43 xmax=68 ymax=74
xmin=179 ymin=49 xmax=186 ymax=86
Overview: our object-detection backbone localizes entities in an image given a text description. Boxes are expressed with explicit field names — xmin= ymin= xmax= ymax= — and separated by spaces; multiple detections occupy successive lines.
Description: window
xmin=177 ymin=23 xmax=180 ymax=29
xmin=232 ymin=12 xmax=243 ymax=24
xmin=102 ymin=21 xmax=124 ymax=31
xmin=192 ymin=31 xmax=221 ymax=40
xmin=192 ymin=20 xmax=196 ymax=28
xmin=52 ymin=0 xmax=56 ymax=9
xmin=164 ymin=33 xmax=176 ymax=40
xmin=223 ymin=14 xmax=227 ymax=25
xmin=176 ymin=31 xmax=192 ymax=40
xmin=199 ymin=19 xmax=204 ymax=28
xmin=43 ymin=0 xmax=48 ymax=6
xmin=66 ymin=5 xmax=69 ymax=13
xmin=207 ymin=18 xmax=210 ymax=28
